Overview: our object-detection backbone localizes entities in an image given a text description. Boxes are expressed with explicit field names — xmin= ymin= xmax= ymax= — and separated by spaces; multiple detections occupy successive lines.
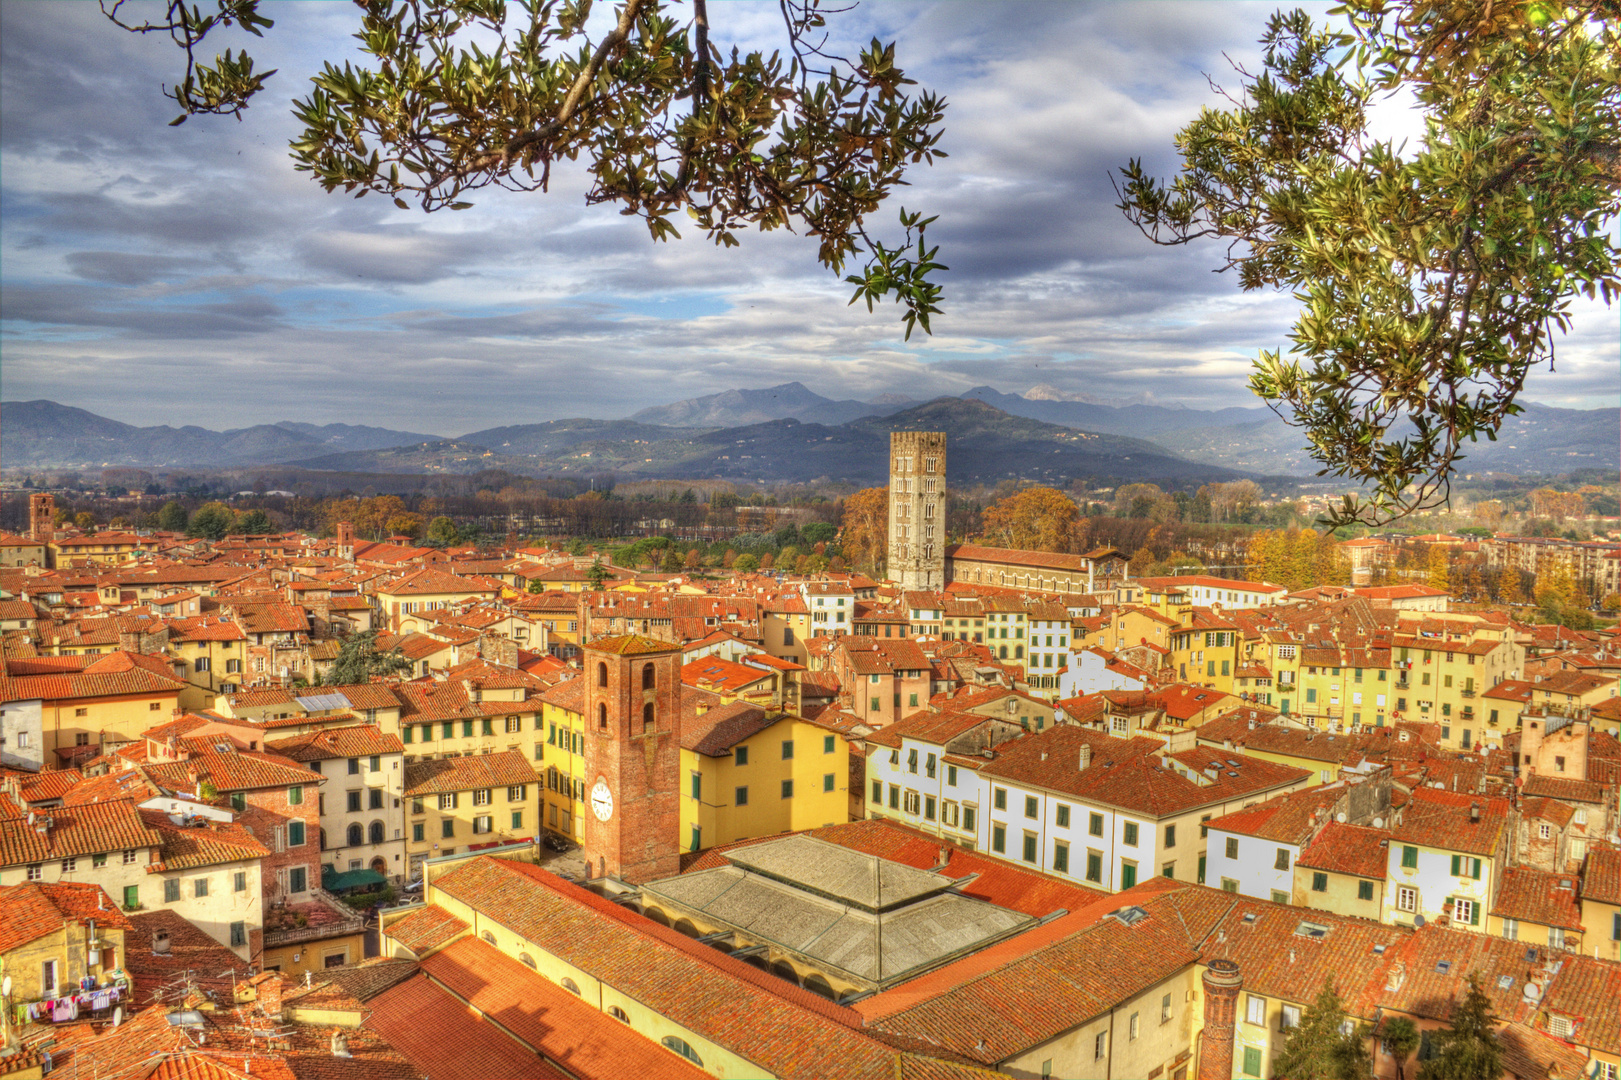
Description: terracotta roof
xmin=385 ymin=904 xmax=469 ymax=956
xmin=144 ymin=750 xmax=320 ymax=794
xmin=680 ymin=700 xmax=787 ymax=757
xmin=1390 ymin=788 xmax=1511 ymax=857
xmin=1297 ymin=823 xmax=1390 ymax=879
xmin=364 ymin=969 xmax=570 ymax=1080
xmin=1490 ymin=867 xmax=1583 ymax=931
xmin=0 ymin=798 xmax=162 ymax=867
xmin=140 ymin=810 xmax=270 ymax=872
xmin=1539 ymin=954 xmax=1621 ymax=1055
xmin=1583 ymin=844 xmax=1621 ymax=906
xmin=586 ymin=634 xmax=682 ymax=656
xmin=266 ymin=725 xmax=404 ymax=762
xmin=124 ymin=908 xmax=252 ymax=1002
xmin=1522 ymin=773 xmax=1608 ymax=804
xmin=0 ymin=881 xmax=133 ymax=953
xmin=430 ymin=857 xmax=902 ymax=1079
xmin=420 ymin=938 xmax=706 ymax=1080
xmin=401 ymin=750 xmax=538 ymax=797
xmin=318 ymin=958 xmax=420 ymax=1003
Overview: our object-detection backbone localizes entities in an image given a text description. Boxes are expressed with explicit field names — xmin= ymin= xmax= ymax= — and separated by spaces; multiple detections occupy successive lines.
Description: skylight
xmin=1295 ymin=921 xmax=1330 ymax=940
xmin=1435 ymin=961 xmax=1452 ymax=974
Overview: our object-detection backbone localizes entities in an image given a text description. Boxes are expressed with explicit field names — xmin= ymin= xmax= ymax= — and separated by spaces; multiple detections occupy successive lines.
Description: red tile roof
xmin=0 ymin=798 xmax=162 ymax=867
xmin=144 ymin=750 xmax=320 ymax=794
xmin=421 ymin=938 xmax=706 ymax=1080
xmin=1490 ymin=867 xmax=1584 ymax=931
xmin=1297 ymin=823 xmax=1390 ymax=879
xmin=266 ymin=725 xmax=404 ymax=762
xmin=1390 ymin=788 xmax=1511 ymax=857
xmin=402 ymin=750 xmax=538 ymax=797
xmin=384 ymin=903 xmax=468 ymax=955
xmin=140 ymin=810 xmax=270 ymax=872
xmin=0 ymin=881 xmax=132 ymax=953
xmin=1583 ymin=844 xmax=1621 ymax=906
xmin=363 ymin=969 xmax=570 ymax=1080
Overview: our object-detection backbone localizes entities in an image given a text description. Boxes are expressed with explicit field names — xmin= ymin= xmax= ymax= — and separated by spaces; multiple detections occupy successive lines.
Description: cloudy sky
xmin=2 ymin=1 xmax=1615 ymax=435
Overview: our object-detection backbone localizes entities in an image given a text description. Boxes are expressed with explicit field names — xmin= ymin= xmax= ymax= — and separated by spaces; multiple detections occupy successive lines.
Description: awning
xmin=322 ymin=868 xmax=387 ymax=892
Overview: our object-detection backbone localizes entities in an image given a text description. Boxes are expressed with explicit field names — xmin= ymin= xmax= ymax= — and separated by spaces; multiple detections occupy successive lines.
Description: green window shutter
xmin=1450 ymin=854 xmax=1461 ymax=876
xmin=1402 ymin=846 xmax=1417 ymax=868
xmin=403 ymin=725 xmax=413 ymax=744
xmin=288 ymin=820 xmax=306 ymax=846
xmin=1471 ymin=903 xmax=1480 ymax=925
xmin=124 ymin=884 xmax=139 ymax=909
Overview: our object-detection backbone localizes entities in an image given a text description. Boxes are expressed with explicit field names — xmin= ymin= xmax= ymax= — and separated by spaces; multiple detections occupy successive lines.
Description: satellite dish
xmin=1414 ymin=915 xmax=1426 ymax=927
xmin=113 ymin=1006 xmax=123 ymax=1027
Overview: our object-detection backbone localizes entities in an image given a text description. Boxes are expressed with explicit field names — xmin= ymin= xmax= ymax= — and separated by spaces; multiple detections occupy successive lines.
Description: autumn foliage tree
xmin=981 ymin=487 xmax=1083 ymax=552
xmin=840 ymin=487 xmax=890 ymax=576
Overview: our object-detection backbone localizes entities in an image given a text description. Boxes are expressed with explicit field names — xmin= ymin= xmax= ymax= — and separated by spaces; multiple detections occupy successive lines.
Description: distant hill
xmin=0 ymin=400 xmax=442 ymax=469
xmin=458 ymin=418 xmax=700 ymax=456
xmin=628 ymin=381 xmax=914 ymax=428
xmin=958 ymin=386 xmax=1270 ymax=436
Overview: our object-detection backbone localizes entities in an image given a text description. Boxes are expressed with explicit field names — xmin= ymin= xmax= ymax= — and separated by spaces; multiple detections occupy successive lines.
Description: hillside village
xmin=1 ymin=437 xmax=1620 ymax=1080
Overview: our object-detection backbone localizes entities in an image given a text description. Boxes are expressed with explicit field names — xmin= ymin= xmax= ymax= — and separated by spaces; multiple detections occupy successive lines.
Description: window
xmin=369 ymin=789 xmax=384 ymax=810
xmin=1450 ymin=854 xmax=1482 ymax=880
xmin=1452 ymin=897 xmax=1478 ymax=925
xmin=609 ymin=1004 xmax=629 ymax=1022
xmin=1312 ymin=872 xmax=1328 ymax=892
xmin=1095 ymin=1031 xmax=1108 ymax=1060
xmin=735 ymin=746 xmax=749 ymax=766
xmin=871 ymin=779 xmax=882 ymax=803
xmin=61 ymin=856 xmax=77 ymax=873
xmin=288 ymin=786 xmax=303 ymax=805
xmin=889 ymin=785 xmax=900 ymax=809
xmin=782 ymin=740 xmax=794 ymax=760
xmin=1162 ymin=992 xmax=1173 ymax=1024
xmin=662 ymin=1037 xmax=703 ymax=1067
xmin=230 ymin=921 xmax=246 ymax=947
xmin=1164 ymin=824 xmax=1176 ymax=849
xmin=1247 ymin=994 xmax=1267 ymax=1026
xmin=348 ymin=758 xmax=361 ymax=775
xmin=1129 ymin=1012 xmax=1140 ymax=1040
xmin=1397 ymin=885 xmax=1418 ymax=913
xmin=1281 ymin=1004 xmax=1301 ymax=1031
xmin=1121 ymin=862 xmax=1137 ymax=888
xmin=992 ymin=824 xmax=1006 ymax=853
xmin=289 ymin=866 xmax=309 ymax=894
xmin=124 ymin=884 xmax=139 ymax=909
xmin=1086 ymin=850 xmax=1103 ymax=883
xmin=288 ymin=821 xmax=306 ymax=847
xmin=347 ymin=790 xmax=363 ymax=813
xmin=1056 ymin=804 xmax=1070 ymax=828
xmin=1222 ymin=878 xmax=1239 ymax=892
xmin=124 ymin=848 xmax=139 ymax=864
xmin=825 ymin=773 xmax=837 ymax=794
xmin=473 ymin=816 xmax=493 ymax=834
xmin=907 ymin=748 xmax=918 ymax=773
xmin=1401 ymin=845 xmax=1418 ymax=869
xmin=1123 ymin=822 xmax=1139 ymax=847
xmin=442 ymin=819 xmax=455 ymax=838
xmin=234 ymin=871 xmax=247 ymax=893
xmin=439 ymin=793 xmax=458 ymax=810
xmin=1358 ymin=879 xmax=1375 ymax=901
xmin=995 ymin=788 xmax=1008 ymax=811
xmin=690 ymin=773 xmax=702 ymax=800
xmin=413 ymin=823 xmax=424 ymax=842
xmin=1022 ymin=832 xmax=1038 ymax=864
xmin=735 ymin=785 xmax=750 ymax=807
xmin=781 ymin=779 xmax=794 ymax=799
xmin=1503 ymin=918 xmax=1519 ymax=941
xmin=1272 ymin=889 xmax=1291 ymax=904
xmin=962 ymin=805 xmax=976 ymax=832
xmin=1275 ymin=848 xmax=1291 ymax=871
xmin=1025 ymin=795 xmax=1039 ymax=819
xmin=1243 ymin=1046 xmax=1263 ymax=1076
xmin=42 ymin=959 xmax=59 ymax=997
xmin=1226 ymin=836 xmax=1239 ymax=859
xmin=1054 ymin=841 xmax=1069 ymax=874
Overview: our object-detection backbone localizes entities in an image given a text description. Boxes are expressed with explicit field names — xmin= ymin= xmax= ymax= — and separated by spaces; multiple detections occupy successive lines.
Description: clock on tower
xmin=580 ymin=634 xmax=683 ymax=884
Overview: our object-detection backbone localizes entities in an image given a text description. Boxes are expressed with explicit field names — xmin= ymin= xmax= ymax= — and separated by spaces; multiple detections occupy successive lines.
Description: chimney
xmin=1470 ymin=802 xmax=1480 ymax=823
xmin=1078 ymin=744 xmax=1092 ymax=771
xmin=1198 ymin=960 xmax=1243 ymax=1080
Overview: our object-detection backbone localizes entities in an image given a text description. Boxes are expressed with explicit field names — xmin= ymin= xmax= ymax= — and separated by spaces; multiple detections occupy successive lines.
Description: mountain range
xmin=3 ymin=383 xmax=1614 ymax=483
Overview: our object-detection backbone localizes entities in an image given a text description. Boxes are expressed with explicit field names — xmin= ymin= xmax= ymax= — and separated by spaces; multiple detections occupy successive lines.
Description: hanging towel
xmin=52 ymin=1001 xmax=72 ymax=1023
xmin=92 ymin=992 xmax=109 ymax=1011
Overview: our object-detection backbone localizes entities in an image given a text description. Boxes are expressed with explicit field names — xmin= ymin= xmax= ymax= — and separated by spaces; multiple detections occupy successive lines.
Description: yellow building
xmin=403 ymin=750 xmax=541 ymax=881
xmin=0 ymin=882 xmax=133 ymax=1016
xmin=1 ymin=651 xmax=185 ymax=762
xmin=48 ymin=531 xmax=146 ymax=567
xmin=1168 ymin=612 xmax=1241 ymax=694
xmin=536 ymin=678 xmax=590 ymax=840
xmin=1579 ymin=846 xmax=1621 ymax=961
xmin=679 ymin=702 xmax=850 ymax=852
xmin=1390 ymin=633 xmax=1520 ymax=749
xmin=374 ymin=567 xmax=501 ymax=634
xmin=1293 ymin=821 xmax=1389 ymax=920
xmin=166 ymin=616 xmax=250 ymax=707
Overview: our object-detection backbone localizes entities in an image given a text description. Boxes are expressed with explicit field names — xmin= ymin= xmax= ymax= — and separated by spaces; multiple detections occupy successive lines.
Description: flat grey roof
xmin=723 ymin=834 xmax=954 ymax=911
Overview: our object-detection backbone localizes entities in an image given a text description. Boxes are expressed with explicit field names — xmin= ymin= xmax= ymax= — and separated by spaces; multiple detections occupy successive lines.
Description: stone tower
xmin=888 ymin=431 xmax=946 ymax=590
xmin=1197 ymin=959 xmax=1243 ymax=1080
xmin=580 ymin=634 xmax=684 ymax=884
xmin=29 ymin=493 xmax=55 ymax=545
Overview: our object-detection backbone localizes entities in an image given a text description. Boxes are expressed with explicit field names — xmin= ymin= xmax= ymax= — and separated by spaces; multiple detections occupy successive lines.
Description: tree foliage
xmin=231 ymin=508 xmax=272 ymax=534
xmin=324 ymin=630 xmax=415 ymax=685
xmin=424 ymin=515 xmax=460 ymax=547
xmin=1417 ymin=973 xmax=1501 ymax=1080
xmin=1384 ymin=1016 xmax=1420 ymax=1080
xmin=839 ymin=486 xmax=889 ymax=575
xmin=188 ymin=501 xmax=235 ymax=541
xmin=1272 ymin=977 xmax=1372 ymax=1080
xmin=157 ymin=500 xmax=189 ymax=532
xmin=106 ymin=0 xmax=949 ymax=337
xmin=981 ymin=486 xmax=1083 ymax=552
xmin=1118 ymin=2 xmax=1620 ymax=526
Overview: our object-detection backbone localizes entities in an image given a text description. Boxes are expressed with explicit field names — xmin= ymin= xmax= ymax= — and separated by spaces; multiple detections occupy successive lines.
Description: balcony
xmin=1461 ymin=688 xmax=1477 ymax=698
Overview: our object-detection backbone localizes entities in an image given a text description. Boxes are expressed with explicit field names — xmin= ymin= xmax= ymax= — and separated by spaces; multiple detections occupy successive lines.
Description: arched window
xmin=597 ymin=662 xmax=608 ymax=687
xmin=519 ymin=953 xmax=537 ymax=969
xmin=369 ymin=821 xmax=385 ymax=845
xmin=561 ymin=978 xmax=581 ymax=996
xmin=661 ymin=1037 xmax=703 ymax=1066
xmin=482 ymin=930 xmax=496 ymax=944
xmin=641 ymin=663 xmax=655 ymax=690
xmin=597 ymin=703 xmax=608 ymax=729
xmin=642 ymin=701 xmax=655 ymax=731
xmin=609 ymin=1006 xmax=630 ymax=1023
xmin=346 ymin=823 xmax=363 ymax=847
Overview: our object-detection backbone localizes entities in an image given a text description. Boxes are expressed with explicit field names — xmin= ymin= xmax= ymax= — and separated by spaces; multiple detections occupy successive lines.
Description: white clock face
xmin=591 ymin=779 xmax=614 ymax=822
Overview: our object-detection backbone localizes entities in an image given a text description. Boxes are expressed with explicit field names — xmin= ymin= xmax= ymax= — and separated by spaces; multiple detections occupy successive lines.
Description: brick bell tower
xmin=581 ymin=635 xmax=683 ymax=884
xmin=1197 ymin=959 xmax=1243 ymax=1080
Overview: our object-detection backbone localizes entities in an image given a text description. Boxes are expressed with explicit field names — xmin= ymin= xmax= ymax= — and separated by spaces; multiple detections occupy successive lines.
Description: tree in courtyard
xmin=424 ymin=516 xmax=460 ymax=547
xmin=839 ymin=487 xmax=889 ymax=576
xmin=981 ymin=486 xmax=1081 ymax=553
xmin=1417 ymin=973 xmax=1501 ymax=1080
xmin=188 ymin=501 xmax=235 ymax=541
xmin=157 ymin=500 xmax=189 ymax=532
xmin=1383 ymin=1017 xmax=1421 ymax=1080
xmin=1118 ymin=3 xmax=1620 ymax=526
xmin=104 ymin=0 xmax=948 ymax=338
xmin=324 ymin=630 xmax=414 ymax=686
xmin=1272 ymin=977 xmax=1372 ymax=1080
